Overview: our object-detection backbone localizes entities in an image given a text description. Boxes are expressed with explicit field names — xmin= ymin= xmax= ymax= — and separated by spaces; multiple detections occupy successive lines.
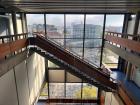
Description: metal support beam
xmin=127 ymin=12 xmax=140 ymax=80
xmin=12 ymin=12 xmax=18 ymax=35
xmin=118 ymin=14 xmax=130 ymax=72
xmin=133 ymin=12 xmax=140 ymax=35
xmin=100 ymin=14 xmax=106 ymax=67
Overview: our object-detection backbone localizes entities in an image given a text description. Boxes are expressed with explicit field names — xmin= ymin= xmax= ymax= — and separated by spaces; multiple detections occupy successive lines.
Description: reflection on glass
xmin=102 ymin=48 xmax=119 ymax=68
xmin=49 ymin=83 xmax=65 ymax=98
xmin=16 ymin=14 xmax=23 ymax=34
xmin=26 ymin=14 xmax=45 ymax=37
xmin=66 ymin=15 xmax=84 ymax=38
xmin=105 ymin=15 xmax=124 ymax=33
xmin=84 ymin=39 xmax=102 ymax=48
xmin=50 ymin=38 xmax=64 ymax=46
xmin=67 ymin=48 xmax=83 ymax=57
xmin=82 ymin=83 xmax=98 ymax=99
xmin=85 ymin=15 xmax=104 ymax=38
xmin=84 ymin=48 xmax=101 ymax=66
xmin=39 ymin=83 xmax=48 ymax=99
xmin=66 ymin=39 xmax=83 ymax=48
xmin=46 ymin=14 xmax=64 ymax=38
xmin=66 ymin=83 xmax=82 ymax=99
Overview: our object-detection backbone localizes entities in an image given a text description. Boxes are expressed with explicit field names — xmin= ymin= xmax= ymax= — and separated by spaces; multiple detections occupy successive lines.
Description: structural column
xmin=127 ymin=12 xmax=140 ymax=80
xmin=118 ymin=14 xmax=130 ymax=72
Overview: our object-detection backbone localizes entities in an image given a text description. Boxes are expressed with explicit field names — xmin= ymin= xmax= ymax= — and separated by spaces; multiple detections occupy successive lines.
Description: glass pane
xmin=26 ymin=14 xmax=45 ymax=37
xmin=105 ymin=15 xmax=124 ymax=33
xmin=132 ymin=66 xmax=140 ymax=87
xmin=66 ymin=83 xmax=82 ymax=99
xmin=16 ymin=16 xmax=23 ymax=34
xmin=48 ymin=60 xmax=60 ymax=68
xmin=82 ymin=83 xmax=98 ymax=99
xmin=66 ymin=38 xmax=83 ymax=48
xmin=66 ymin=48 xmax=83 ymax=57
xmin=0 ymin=17 xmax=9 ymax=36
xmin=84 ymin=39 xmax=102 ymax=48
xmin=49 ymin=38 xmax=64 ymax=46
xmin=102 ymin=48 xmax=119 ymax=68
xmin=46 ymin=14 xmax=64 ymax=38
xmin=66 ymin=15 xmax=84 ymax=38
xmin=39 ymin=83 xmax=48 ymax=100
xmin=49 ymin=70 xmax=65 ymax=82
xmin=66 ymin=72 xmax=82 ymax=83
xmin=85 ymin=15 xmax=104 ymax=38
xmin=84 ymin=48 xmax=101 ymax=66
xmin=127 ymin=15 xmax=136 ymax=34
xmin=49 ymin=83 xmax=64 ymax=98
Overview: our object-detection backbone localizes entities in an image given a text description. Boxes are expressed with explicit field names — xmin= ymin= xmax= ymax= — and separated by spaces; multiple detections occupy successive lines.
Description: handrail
xmin=105 ymin=31 xmax=140 ymax=38
xmin=0 ymin=33 xmax=28 ymax=60
xmin=0 ymin=33 xmax=28 ymax=39
xmin=105 ymin=32 xmax=140 ymax=53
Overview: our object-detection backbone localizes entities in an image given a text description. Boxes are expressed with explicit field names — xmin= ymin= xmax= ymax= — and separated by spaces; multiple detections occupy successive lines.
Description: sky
xmin=26 ymin=14 xmax=124 ymax=27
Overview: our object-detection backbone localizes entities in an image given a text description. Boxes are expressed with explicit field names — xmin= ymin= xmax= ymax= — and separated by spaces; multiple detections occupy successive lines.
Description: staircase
xmin=29 ymin=34 xmax=118 ymax=91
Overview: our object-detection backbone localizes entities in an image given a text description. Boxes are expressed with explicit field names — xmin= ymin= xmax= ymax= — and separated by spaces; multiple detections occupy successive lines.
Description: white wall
xmin=0 ymin=53 xmax=45 ymax=105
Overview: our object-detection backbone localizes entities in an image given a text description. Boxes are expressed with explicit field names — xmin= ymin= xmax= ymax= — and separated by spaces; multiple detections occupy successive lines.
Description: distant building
xmin=106 ymin=26 xmax=122 ymax=33
xmin=72 ymin=24 xmax=102 ymax=38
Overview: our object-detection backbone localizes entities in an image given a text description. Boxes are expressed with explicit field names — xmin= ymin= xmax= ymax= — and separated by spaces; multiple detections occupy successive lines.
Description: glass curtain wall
xmin=39 ymin=60 xmax=98 ymax=100
xmin=103 ymin=15 xmax=124 ymax=68
xmin=26 ymin=14 xmax=124 ymax=68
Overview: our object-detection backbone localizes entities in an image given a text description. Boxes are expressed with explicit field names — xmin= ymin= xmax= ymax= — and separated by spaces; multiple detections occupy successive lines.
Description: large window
xmin=82 ymin=83 xmax=98 ymax=99
xmin=66 ymin=83 xmax=82 ymax=99
xmin=103 ymin=14 xmax=124 ymax=68
xmin=49 ymin=83 xmax=65 ymax=98
xmin=26 ymin=14 xmax=125 ymax=68
xmin=65 ymin=15 xmax=84 ymax=57
xmin=131 ymin=66 xmax=140 ymax=87
xmin=46 ymin=14 xmax=64 ymax=45
xmin=105 ymin=15 xmax=124 ymax=33
xmin=84 ymin=15 xmax=104 ymax=66
xmin=26 ymin=14 xmax=45 ymax=37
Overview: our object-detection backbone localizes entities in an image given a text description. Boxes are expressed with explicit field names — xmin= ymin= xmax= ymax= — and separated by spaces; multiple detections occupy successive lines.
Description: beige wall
xmin=104 ymin=92 xmax=124 ymax=105
xmin=0 ymin=53 xmax=45 ymax=105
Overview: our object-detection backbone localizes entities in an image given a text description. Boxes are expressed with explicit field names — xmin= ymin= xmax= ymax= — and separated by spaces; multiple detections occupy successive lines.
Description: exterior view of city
xmin=26 ymin=14 xmax=124 ymax=101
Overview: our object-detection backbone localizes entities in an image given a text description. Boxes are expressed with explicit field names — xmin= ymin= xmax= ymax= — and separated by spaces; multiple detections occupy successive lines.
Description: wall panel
xmin=15 ymin=61 xmax=30 ymax=105
xmin=0 ymin=69 xmax=18 ymax=105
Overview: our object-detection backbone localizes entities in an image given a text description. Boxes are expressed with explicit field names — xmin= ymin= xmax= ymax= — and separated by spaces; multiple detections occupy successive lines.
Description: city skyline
xmin=27 ymin=14 xmax=124 ymax=27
